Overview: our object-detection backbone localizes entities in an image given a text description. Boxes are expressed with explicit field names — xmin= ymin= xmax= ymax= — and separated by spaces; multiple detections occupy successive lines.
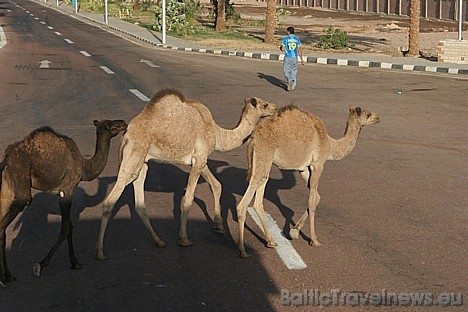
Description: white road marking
xmin=39 ymin=60 xmax=51 ymax=69
xmin=40 ymin=21 xmax=46 ymax=25
xmin=55 ymin=32 xmax=62 ymax=36
xmin=47 ymin=26 xmax=54 ymax=30
xmin=247 ymin=207 xmax=307 ymax=270
xmin=80 ymin=50 xmax=91 ymax=57
xmin=140 ymin=59 xmax=160 ymax=68
xmin=100 ymin=66 xmax=115 ymax=74
xmin=0 ymin=26 xmax=6 ymax=49
xmin=64 ymin=39 xmax=74 ymax=44
xmin=129 ymin=89 xmax=150 ymax=101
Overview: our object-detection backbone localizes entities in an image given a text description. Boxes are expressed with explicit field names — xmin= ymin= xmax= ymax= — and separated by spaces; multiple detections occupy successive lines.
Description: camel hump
xmin=277 ymin=104 xmax=300 ymax=117
xmin=149 ymin=88 xmax=185 ymax=104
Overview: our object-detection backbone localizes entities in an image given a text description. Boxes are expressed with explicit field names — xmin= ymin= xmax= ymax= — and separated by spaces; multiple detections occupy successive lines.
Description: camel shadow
xmin=257 ymin=72 xmax=286 ymax=90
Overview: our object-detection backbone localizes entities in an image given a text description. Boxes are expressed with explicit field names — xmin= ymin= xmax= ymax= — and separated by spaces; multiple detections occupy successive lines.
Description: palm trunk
xmin=264 ymin=0 xmax=276 ymax=43
xmin=408 ymin=0 xmax=420 ymax=56
xmin=215 ymin=0 xmax=226 ymax=31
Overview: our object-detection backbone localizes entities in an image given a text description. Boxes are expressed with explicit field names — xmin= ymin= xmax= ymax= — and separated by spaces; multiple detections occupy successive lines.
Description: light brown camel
xmin=235 ymin=105 xmax=380 ymax=257
xmin=0 ymin=120 xmax=127 ymax=286
xmin=95 ymin=88 xmax=277 ymax=260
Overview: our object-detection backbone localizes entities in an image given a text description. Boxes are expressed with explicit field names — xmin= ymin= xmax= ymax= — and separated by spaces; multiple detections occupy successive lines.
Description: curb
xmin=83 ymin=15 xmax=468 ymax=76
xmin=0 ymin=26 xmax=6 ymax=49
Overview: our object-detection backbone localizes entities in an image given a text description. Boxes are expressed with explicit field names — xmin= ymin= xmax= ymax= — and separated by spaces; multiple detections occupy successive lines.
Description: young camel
xmin=236 ymin=105 xmax=380 ymax=257
xmin=0 ymin=120 xmax=127 ymax=286
xmin=95 ymin=88 xmax=277 ymax=260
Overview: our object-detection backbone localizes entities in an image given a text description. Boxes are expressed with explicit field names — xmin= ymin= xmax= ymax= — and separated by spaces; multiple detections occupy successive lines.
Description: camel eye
xmin=366 ymin=112 xmax=371 ymax=118
xmin=263 ymin=103 xmax=268 ymax=108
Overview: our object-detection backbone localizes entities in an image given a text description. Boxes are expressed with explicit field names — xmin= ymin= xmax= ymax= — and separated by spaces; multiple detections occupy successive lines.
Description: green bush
xmin=317 ymin=26 xmax=353 ymax=49
xmin=153 ymin=0 xmax=201 ymax=35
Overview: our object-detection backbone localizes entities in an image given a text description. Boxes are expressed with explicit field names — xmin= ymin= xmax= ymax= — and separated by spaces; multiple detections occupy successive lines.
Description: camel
xmin=0 ymin=119 xmax=127 ymax=286
xmin=95 ymin=88 xmax=277 ymax=260
xmin=235 ymin=105 xmax=380 ymax=257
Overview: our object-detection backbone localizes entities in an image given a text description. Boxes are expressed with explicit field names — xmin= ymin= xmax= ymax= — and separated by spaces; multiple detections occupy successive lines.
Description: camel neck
xmin=329 ymin=116 xmax=361 ymax=161
xmin=214 ymin=109 xmax=256 ymax=152
xmin=82 ymin=131 xmax=112 ymax=181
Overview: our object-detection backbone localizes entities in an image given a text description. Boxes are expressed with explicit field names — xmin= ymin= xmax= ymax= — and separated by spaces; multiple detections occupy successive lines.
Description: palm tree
xmin=264 ymin=0 xmax=276 ymax=43
xmin=408 ymin=0 xmax=420 ymax=56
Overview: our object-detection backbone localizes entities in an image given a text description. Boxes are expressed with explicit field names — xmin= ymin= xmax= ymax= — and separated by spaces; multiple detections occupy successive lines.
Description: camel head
xmin=93 ymin=119 xmax=128 ymax=137
xmin=349 ymin=106 xmax=380 ymax=127
xmin=243 ymin=97 xmax=278 ymax=120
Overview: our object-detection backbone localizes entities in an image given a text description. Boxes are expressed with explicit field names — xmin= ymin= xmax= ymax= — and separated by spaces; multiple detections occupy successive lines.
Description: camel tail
xmin=246 ymin=141 xmax=254 ymax=184
xmin=0 ymin=160 xmax=6 ymax=189
xmin=117 ymin=135 xmax=129 ymax=170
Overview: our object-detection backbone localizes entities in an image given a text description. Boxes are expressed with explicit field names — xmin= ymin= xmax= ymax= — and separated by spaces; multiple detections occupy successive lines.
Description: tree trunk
xmin=133 ymin=0 xmax=139 ymax=11
xmin=264 ymin=0 xmax=276 ymax=43
xmin=408 ymin=0 xmax=420 ymax=56
xmin=215 ymin=0 xmax=226 ymax=31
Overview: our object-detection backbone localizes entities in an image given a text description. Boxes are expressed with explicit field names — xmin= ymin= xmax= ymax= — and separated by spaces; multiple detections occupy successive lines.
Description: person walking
xmin=280 ymin=26 xmax=304 ymax=91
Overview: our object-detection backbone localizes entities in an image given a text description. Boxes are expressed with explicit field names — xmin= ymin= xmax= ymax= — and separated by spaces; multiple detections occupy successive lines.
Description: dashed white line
xmin=80 ymin=50 xmax=91 ymax=57
xmin=247 ymin=207 xmax=307 ymax=270
xmin=100 ymin=66 xmax=115 ymax=74
xmin=40 ymin=21 xmax=46 ymax=25
xmin=64 ymin=39 xmax=74 ymax=44
xmin=47 ymin=26 xmax=54 ymax=30
xmin=55 ymin=32 xmax=62 ymax=36
xmin=129 ymin=89 xmax=150 ymax=101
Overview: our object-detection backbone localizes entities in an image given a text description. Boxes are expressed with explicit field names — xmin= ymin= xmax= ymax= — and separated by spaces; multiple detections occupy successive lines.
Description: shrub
xmin=317 ymin=26 xmax=353 ymax=49
xmin=153 ymin=0 xmax=201 ymax=35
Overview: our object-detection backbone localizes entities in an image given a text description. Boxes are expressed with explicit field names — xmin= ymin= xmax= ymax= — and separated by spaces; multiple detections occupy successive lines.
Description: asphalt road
xmin=0 ymin=0 xmax=467 ymax=311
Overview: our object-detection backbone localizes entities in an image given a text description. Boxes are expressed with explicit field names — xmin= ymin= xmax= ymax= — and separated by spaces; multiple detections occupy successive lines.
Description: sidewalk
xmin=5 ymin=0 xmax=468 ymax=75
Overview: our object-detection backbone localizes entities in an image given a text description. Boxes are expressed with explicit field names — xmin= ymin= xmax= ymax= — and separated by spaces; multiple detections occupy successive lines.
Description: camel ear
xmin=356 ymin=107 xmax=362 ymax=116
xmin=93 ymin=120 xmax=100 ymax=127
xmin=249 ymin=98 xmax=258 ymax=107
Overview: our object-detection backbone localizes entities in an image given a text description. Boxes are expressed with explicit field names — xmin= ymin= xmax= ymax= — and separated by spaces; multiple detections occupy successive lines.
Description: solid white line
xmin=80 ymin=50 xmax=91 ymax=57
xmin=64 ymin=39 xmax=74 ymax=44
xmin=100 ymin=66 xmax=115 ymax=74
xmin=247 ymin=207 xmax=307 ymax=270
xmin=129 ymin=89 xmax=150 ymax=101
xmin=0 ymin=25 xmax=6 ymax=49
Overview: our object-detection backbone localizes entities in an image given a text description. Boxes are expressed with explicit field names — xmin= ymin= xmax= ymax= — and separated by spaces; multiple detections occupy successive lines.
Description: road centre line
xmin=129 ymin=89 xmax=150 ymax=101
xmin=47 ymin=26 xmax=54 ymax=30
xmin=100 ymin=66 xmax=115 ymax=74
xmin=80 ymin=50 xmax=91 ymax=57
xmin=247 ymin=207 xmax=307 ymax=270
xmin=55 ymin=32 xmax=62 ymax=36
xmin=64 ymin=39 xmax=74 ymax=44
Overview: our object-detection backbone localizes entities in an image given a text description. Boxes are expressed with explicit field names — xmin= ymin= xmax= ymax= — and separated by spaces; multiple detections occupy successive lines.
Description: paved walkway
xmin=3 ymin=0 xmax=468 ymax=75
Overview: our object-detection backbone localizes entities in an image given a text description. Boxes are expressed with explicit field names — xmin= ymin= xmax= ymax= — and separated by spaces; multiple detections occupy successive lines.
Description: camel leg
xmin=178 ymin=156 xmax=206 ymax=247
xmin=34 ymin=194 xmax=81 ymax=276
xmin=291 ymin=164 xmax=324 ymax=246
xmin=133 ymin=162 xmax=166 ymax=247
xmin=290 ymin=167 xmax=313 ymax=240
xmin=252 ymin=178 xmax=277 ymax=248
xmin=0 ymin=204 xmax=23 ymax=286
xmin=236 ymin=178 xmax=264 ymax=258
xmin=96 ymin=146 xmax=146 ymax=260
xmin=200 ymin=166 xmax=223 ymax=233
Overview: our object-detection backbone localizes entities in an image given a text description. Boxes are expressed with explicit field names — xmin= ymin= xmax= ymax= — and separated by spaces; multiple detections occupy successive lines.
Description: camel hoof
xmin=267 ymin=241 xmax=278 ymax=248
xmin=70 ymin=263 xmax=83 ymax=270
xmin=0 ymin=281 xmax=6 ymax=288
xmin=178 ymin=239 xmax=194 ymax=247
xmin=33 ymin=263 xmax=42 ymax=277
xmin=289 ymin=228 xmax=299 ymax=239
xmin=212 ymin=227 xmax=225 ymax=234
xmin=239 ymin=251 xmax=251 ymax=258
xmin=309 ymin=241 xmax=323 ymax=247
xmin=155 ymin=241 xmax=167 ymax=248
xmin=95 ymin=252 xmax=108 ymax=261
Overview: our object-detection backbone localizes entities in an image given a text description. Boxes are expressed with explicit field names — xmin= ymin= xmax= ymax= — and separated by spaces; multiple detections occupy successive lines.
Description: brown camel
xmin=0 ymin=119 xmax=127 ymax=286
xmin=95 ymin=89 xmax=277 ymax=260
xmin=236 ymin=105 xmax=380 ymax=257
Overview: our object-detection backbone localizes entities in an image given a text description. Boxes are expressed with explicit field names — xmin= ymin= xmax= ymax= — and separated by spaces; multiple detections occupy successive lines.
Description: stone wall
xmin=438 ymin=39 xmax=468 ymax=64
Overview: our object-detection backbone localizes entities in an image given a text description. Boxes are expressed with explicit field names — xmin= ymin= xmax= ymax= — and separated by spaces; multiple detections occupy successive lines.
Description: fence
xmin=275 ymin=0 xmax=468 ymax=21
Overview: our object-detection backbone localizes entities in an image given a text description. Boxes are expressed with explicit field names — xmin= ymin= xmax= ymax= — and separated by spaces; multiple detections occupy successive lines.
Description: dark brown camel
xmin=0 ymin=119 xmax=127 ymax=286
